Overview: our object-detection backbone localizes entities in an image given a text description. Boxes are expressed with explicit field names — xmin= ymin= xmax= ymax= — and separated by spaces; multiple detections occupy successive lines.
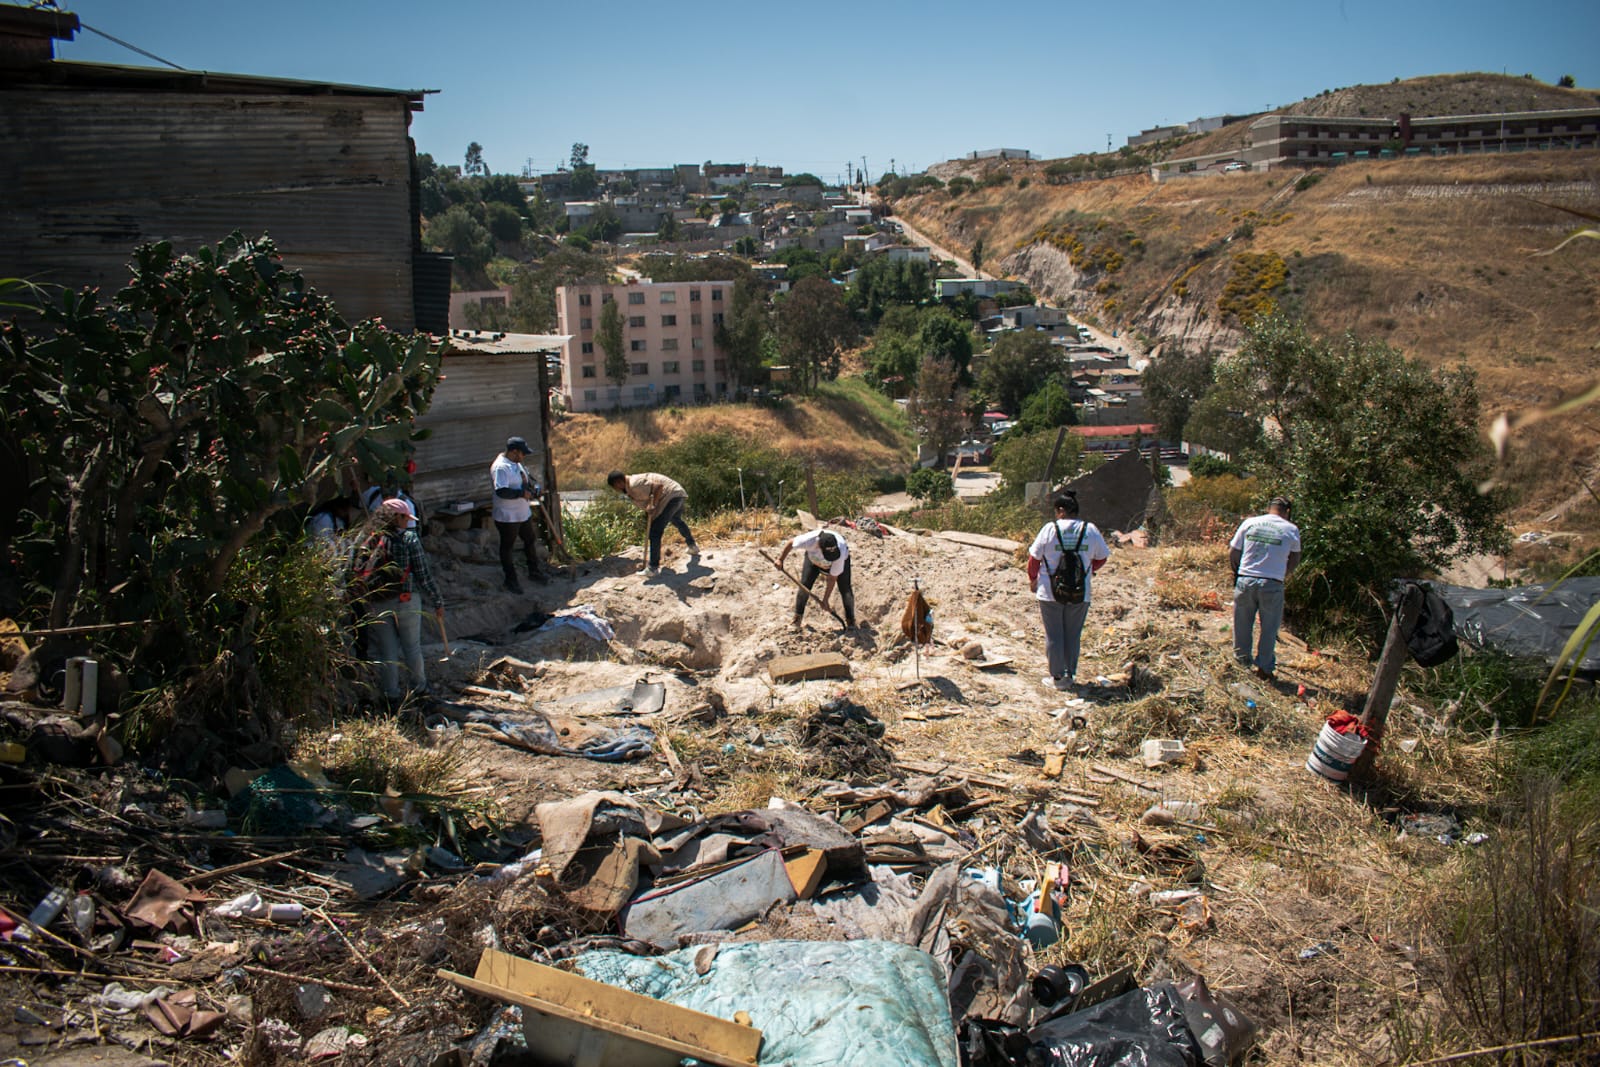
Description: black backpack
xmin=1050 ymin=521 xmax=1089 ymax=604
xmin=1403 ymin=581 xmax=1458 ymax=667
xmin=347 ymin=529 xmax=407 ymax=605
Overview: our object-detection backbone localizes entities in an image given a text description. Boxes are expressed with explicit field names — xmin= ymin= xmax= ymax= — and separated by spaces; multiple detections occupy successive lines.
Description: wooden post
xmin=804 ymin=464 xmax=820 ymax=520
xmin=1352 ymin=583 xmax=1424 ymax=777
xmin=1039 ymin=427 xmax=1068 ymax=510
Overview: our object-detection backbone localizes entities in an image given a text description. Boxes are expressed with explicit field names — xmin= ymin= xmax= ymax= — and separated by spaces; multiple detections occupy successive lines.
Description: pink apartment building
xmin=555 ymin=280 xmax=735 ymax=412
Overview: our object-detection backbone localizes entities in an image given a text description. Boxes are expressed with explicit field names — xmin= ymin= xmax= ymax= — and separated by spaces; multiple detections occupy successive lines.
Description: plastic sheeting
xmin=1029 ymin=983 xmax=1200 ymax=1067
xmin=575 ymin=939 xmax=958 ymax=1067
xmin=1432 ymin=579 xmax=1600 ymax=675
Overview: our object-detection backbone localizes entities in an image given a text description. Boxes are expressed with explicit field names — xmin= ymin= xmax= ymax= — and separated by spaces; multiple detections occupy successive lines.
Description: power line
xmin=79 ymin=21 xmax=186 ymax=71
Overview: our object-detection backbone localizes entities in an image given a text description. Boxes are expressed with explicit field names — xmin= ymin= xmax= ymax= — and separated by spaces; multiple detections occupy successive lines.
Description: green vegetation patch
xmin=1218 ymin=251 xmax=1288 ymax=324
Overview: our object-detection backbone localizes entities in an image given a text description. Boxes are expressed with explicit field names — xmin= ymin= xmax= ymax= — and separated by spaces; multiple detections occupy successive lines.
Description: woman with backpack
xmin=1026 ymin=491 xmax=1110 ymax=693
xmin=349 ymin=498 xmax=446 ymax=708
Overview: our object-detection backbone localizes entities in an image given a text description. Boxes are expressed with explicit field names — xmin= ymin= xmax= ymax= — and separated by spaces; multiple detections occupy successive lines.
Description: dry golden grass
xmin=294 ymin=716 xmax=468 ymax=797
xmin=551 ymin=391 xmax=913 ymax=488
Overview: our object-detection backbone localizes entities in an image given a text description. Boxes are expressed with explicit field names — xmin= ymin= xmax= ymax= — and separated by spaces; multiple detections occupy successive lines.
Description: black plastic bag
xmin=1028 ymin=983 xmax=1200 ymax=1067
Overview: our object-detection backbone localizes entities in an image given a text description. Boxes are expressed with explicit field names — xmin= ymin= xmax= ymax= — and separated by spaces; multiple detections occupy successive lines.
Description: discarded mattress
xmin=1431 ymin=579 xmax=1600 ymax=675
xmin=575 ymin=938 xmax=959 ymax=1067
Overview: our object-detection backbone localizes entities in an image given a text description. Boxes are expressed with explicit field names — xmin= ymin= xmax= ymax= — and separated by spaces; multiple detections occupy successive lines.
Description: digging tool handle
xmin=535 ymin=498 xmax=572 ymax=562
xmin=433 ymin=611 xmax=452 ymax=656
xmin=758 ymin=548 xmax=849 ymax=630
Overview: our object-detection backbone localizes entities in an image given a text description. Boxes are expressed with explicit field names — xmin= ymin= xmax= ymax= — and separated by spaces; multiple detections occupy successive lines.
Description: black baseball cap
xmin=506 ymin=436 xmax=531 ymax=454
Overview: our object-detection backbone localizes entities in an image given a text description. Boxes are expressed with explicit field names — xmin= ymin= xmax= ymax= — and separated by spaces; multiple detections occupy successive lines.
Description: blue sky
xmin=52 ymin=0 xmax=1600 ymax=182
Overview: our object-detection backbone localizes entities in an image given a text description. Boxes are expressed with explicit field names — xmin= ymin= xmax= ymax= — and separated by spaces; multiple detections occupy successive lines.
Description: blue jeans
xmin=1038 ymin=599 xmax=1091 ymax=681
xmin=369 ymin=597 xmax=427 ymax=699
xmin=1233 ymin=577 xmax=1285 ymax=674
xmin=647 ymin=496 xmax=696 ymax=567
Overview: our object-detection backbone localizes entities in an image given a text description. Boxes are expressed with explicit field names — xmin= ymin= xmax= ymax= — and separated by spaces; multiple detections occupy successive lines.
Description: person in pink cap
xmin=351 ymin=498 xmax=445 ymax=708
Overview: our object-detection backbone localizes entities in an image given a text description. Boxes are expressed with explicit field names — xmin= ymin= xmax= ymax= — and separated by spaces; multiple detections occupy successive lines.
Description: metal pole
xmin=777 ymin=480 xmax=785 ymax=514
xmin=912 ymin=578 xmax=922 ymax=683
xmin=737 ymin=467 xmax=746 ymax=511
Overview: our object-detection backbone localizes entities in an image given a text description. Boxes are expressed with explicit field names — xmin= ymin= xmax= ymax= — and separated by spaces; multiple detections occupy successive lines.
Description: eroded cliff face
xmin=1000 ymin=243 xmax=1243 ymax=353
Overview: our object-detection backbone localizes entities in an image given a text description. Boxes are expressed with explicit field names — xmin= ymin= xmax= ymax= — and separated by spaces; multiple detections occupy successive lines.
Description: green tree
xmin=971 ymin=236 xmax=985 ymax=271
xmin=775 ymin=276 xmax=853 ymax=393
xmin=1558 ymin=74 xmax=1577 ymax=88
xmin=597 ymin=296 xmax=627 ymax=391
xmin=1016 ymin=379 xmax=1076 ymax=433
xmin=978 ymin=330 xmax=1060 ymax=417
xmin=485 ymin=201 xmax=525 ymax=244
xmin=917 ymin=308 xmax=975 ymax=383
xmin=1214 ymin=315 xmax=1509 ymax=620
xmin=715 ymin=277 xmax=769 ymax=395
xmin=992 ymin=427 xmax=1088 ymax=500
xmin=500 ymin=246 xmax=612 ymax=332
xmin=657 ymin=213 xmax=680 ymax=242
xmin=464 ymin=141 xmax=486 ymax=177
xmin=428 ymin=204 xmax=494 ymax=274
xmin=908 ymin=355 xmax=967 ymax=463
xmin=718 ymin=196 xmax=740 ymax=219
xmin=906 ymin=467 xmax=955 ymax=504
xmin=1143 ymin=346 xmax=1216 ymax=442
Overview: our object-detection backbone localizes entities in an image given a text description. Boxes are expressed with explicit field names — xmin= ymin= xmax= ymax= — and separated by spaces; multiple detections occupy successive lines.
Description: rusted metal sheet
xmin=412 ymin=351 xmax=547 ymax=509
xmin=0 ymin=89 xmax=416 ymax=327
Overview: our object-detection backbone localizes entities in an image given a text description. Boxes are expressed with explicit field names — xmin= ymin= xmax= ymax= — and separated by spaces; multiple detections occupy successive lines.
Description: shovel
xmin=758 ymin=549 xmax=849 ymax=630
xmin=432 ymin=611 xmax=452 ymax=661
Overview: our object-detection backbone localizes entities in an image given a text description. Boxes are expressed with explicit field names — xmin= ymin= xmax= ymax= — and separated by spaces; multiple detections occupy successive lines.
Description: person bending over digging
xmin=607 ymin=470 xmax=699 ymax=577
xmin=779 ymin=529 xmax=857 ymax=630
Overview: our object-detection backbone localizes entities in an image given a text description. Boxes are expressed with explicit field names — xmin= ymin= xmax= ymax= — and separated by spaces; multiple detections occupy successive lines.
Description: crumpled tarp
xmin=575 ymin=939 xmax=958 ymax=1067
xmin=1432 ymin=579 xmax=1600 ymax=675
xmin=536 ymin=791 xmax=660 ymax=914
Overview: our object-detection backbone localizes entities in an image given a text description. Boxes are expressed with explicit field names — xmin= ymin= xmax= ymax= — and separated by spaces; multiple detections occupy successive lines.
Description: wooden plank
xmin=768 ymin=652 xmax=851 ymax=684
xmin=895 ymin=757 xmax=1018 ymax=791
xmin=443 ymin=947 xmax=761 ymax=1067
xmin=1091 ymin=762 xmax=1161 ymax=793
xmin=843 ymin=799 xmax=894 ymax=833
xmin=783 ymin=848 xmax=828 ymax=900
xmin=933 ymin=530 xmax=1023 ymax=553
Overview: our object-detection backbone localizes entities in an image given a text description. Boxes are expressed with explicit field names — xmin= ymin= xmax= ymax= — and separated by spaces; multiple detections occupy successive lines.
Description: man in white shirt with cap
xmin=491 ymin=436 xmax=544 ymax=593
xmin=779 ymin=529 xmax=857 ymax=629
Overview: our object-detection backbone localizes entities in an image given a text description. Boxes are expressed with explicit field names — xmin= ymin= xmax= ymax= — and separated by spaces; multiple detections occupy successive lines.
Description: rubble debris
xmin=623 ymin=850 xmax=797 ymax=949
xmin=1139 ymin=738 xmax=1186 ymax=768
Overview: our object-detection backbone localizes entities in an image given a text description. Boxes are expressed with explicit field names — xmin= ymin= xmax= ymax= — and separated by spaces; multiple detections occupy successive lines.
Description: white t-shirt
xmin=491 ymin=454 xmax=535 ymax=524
xmin=1230 ymin=513 xmax=1301 ymax=580
xmin=1028 ymin=518 xmax=1110 ymax=603
xmin=790 ymin=528 xmax=850 ymax=577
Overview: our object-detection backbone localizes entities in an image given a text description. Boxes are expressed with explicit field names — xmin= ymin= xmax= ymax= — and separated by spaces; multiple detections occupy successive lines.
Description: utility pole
xmin=861 ymin=155 xmax=869 ymax=193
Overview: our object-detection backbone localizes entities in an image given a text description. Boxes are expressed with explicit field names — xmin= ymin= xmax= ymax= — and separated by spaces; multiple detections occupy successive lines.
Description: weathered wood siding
xmin=412 ymin=353 xmax=546 ymax=508
xmin=0 ymin=89 xmax=416 ymax=327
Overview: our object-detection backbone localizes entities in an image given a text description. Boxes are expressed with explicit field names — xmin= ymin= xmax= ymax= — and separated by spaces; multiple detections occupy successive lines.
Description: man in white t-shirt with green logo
xmin=1228 ymin=497 xmax=1301 ymax=680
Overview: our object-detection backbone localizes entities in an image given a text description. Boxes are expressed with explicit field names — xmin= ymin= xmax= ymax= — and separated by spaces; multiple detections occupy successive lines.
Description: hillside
xmin=551 ymin=378 xmax=916 ymax=488
xmin=896 ymin=147 xmax=1600 ymax=522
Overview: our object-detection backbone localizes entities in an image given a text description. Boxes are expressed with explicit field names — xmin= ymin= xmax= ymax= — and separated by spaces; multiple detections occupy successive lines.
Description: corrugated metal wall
xmin=0 ymin=89 xmax=416 ymax=327
xmin=412 ymin=353 xmax=546 ymax=508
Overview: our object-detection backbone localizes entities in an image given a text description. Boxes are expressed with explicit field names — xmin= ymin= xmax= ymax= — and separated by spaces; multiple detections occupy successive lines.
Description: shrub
xmin=631 ymin=432 xmax=802 ymax=516
xmin=1187 ymin=453 xmax=1244 ymax=478
xmin=906 ymin=467 xmax=955 ymax=504
xmin=562 ymin=495 xmax=643 ymax=560
xmin=992 ymin=428 xmax=1089 ymax=501
xmin=1163 ymin=474 xmax=1256 ymax=542
xmin=814 ymin=470 xmax=873 ymax=518
xmin=872 ymin=471 xmax=907 ymax=495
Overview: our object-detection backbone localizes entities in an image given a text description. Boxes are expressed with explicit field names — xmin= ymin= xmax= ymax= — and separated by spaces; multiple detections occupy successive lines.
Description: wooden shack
xmin=0 ymin=5 xmax=449 ymax=332
xmin=411 ymin=332 xmax=569 ymax=523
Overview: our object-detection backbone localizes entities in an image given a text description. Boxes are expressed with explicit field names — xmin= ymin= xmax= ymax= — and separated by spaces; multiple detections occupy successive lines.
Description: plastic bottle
xmin=68 ymin=892 xmax=95 ymax=937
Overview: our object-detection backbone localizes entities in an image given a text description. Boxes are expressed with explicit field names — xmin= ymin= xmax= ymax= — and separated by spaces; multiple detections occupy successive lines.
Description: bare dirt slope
xmin=411 ymin=512 xmax=1484 ymax=1064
